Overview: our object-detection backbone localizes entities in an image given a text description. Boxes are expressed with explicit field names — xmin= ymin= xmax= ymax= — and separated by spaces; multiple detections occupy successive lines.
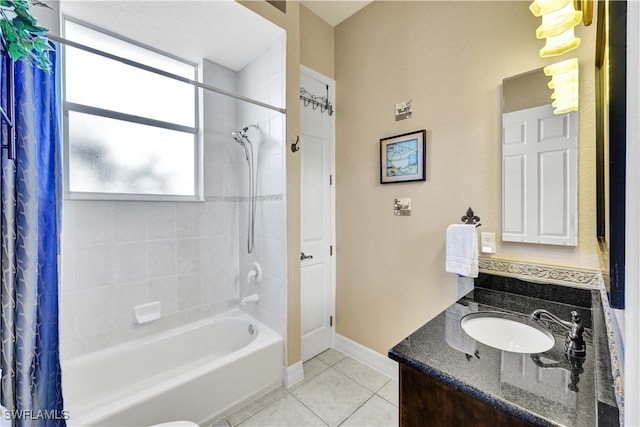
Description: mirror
xmin=501 ymin=68 xmax=579 ymax=246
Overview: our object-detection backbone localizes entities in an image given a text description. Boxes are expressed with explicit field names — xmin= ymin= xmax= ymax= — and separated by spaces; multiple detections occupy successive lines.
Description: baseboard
xmin=334 ymin=334 xmax=399 ymax=382
xmin=282 ymin=361 xmax=304 ymax=388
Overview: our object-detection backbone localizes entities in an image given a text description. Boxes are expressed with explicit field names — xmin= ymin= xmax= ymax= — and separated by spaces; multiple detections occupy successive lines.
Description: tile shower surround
xmin=60 ymin=41 xmax=286 ymax=360
xmin=61 ymin=200 xmax=240 ymax=359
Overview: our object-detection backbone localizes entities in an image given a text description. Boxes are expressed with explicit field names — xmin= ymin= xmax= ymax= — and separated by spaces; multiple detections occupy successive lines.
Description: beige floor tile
xmin=376 ymin=380 xmax=399 ymax=407
xmin=226 ymin=386 xmax=289 ymax=426
xmin=291 ymin=368 xmax=373 ymax=427
xmin=302 ymin=357 xmax=330 ymax=381
xmin=238 ymin=394 xmax=327 ymax=427
xmin=333 ymin=357 xmax=390 ymax=392
xmin=341 ymin=395 xmax=399 ymax=427
xmin=315 ymin=348 xmax=346 ymax=366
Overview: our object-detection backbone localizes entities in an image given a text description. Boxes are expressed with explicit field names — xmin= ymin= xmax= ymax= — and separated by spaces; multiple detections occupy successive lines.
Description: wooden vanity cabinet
xmin=399 ymin=365 xmax=531 ymax=427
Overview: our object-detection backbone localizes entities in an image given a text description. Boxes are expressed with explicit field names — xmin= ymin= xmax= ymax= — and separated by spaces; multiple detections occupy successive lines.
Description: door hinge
xmin=330 ymin=315 xmax=333 ymax=327
xmin=329 ymin=174 xmax=333 ymax=185
xmin=330 ymin=245 xmax=333 ymax=256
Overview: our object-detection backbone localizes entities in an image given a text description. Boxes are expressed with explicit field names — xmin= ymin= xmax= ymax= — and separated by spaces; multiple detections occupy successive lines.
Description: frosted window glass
xmin=68 ymin=112 xmax=195 ymax=196
xmin=64 ymin=20 xmax=196 ymax=128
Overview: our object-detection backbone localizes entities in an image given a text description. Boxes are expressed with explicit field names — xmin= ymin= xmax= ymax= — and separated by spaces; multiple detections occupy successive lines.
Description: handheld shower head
xmin=230 ymin=124 xmax=259 ymax=254
xmin=232 ymin=129 xmax=245 ymax=143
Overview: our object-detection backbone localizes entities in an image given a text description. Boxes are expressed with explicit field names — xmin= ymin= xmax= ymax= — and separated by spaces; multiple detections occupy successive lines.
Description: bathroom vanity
xmin=389 ymin=274 xmax=619 ymax=427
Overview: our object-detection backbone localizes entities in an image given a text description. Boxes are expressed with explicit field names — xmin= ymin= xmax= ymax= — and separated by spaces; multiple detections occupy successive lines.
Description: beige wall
xmin=301 ymin=5 xmax=335 ymax=79
xmin=334 ymin=1 xmax=598 ymax=355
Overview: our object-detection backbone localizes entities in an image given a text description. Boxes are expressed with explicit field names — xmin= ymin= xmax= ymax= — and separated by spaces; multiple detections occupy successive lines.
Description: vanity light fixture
xmin=544 ymin=58 xmax=579 ymax=113
xmin=536 ymin=2 xmax=583 ymax=38
xmin=547 ymin=71 xmax=579 ymax=88
xmin=574 ymin=0 xmax=594 ymax=26
xmin=529 ymin=0 xmax=572 ymax=17
xmin=531 ymin=0 xmax=582 ymax=57
xmin=539 ymin=25 xmax=581 ymax=57
xmin=543 ymin=57 xmax=579 ymax=74
xmin=552 ymin=101 xmax=579 ymax=114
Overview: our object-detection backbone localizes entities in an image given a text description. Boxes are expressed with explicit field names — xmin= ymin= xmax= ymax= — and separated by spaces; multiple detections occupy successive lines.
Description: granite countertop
xmin=388 ymin=274 xmax=619 ymax=427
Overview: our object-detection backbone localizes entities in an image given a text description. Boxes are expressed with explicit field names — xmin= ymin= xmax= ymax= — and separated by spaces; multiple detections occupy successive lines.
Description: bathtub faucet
xmin=530 ymin=309 xmax=586 ymax=359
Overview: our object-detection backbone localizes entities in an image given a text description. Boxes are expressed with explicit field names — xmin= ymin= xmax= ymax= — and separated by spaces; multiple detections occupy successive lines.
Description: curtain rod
xmin=47 ymin=34 xmax=287 ymax=115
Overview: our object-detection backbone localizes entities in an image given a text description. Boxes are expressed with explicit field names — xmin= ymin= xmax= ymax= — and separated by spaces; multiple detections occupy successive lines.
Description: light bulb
xmin=529 ymin=0 xmax=572 ymax=16
xmin=536 ymin=3 xmax=582 ymax=38
xmin=543 ymin=58 xmax=579 ymax=75
xmin=540 ymin=27 xmax=581 ymax=57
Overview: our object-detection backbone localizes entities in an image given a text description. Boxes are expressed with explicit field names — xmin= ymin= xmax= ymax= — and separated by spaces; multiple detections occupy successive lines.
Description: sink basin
xmin=460 ymin=312 xmax=555 ymax=354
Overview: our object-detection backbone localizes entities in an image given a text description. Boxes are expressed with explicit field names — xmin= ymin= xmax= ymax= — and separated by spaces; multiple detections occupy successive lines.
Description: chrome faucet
xmin=530 ymin=309 xmax=586 ymax=358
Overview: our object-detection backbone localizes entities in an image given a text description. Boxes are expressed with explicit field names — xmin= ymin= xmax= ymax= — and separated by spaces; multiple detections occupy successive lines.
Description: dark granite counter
xmin=389 ymin=274 xmax=619 ymax=426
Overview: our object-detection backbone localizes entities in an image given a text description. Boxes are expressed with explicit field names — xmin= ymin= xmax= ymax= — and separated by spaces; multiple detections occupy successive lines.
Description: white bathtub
xmin=62 ymin=310 xmax=283 ymax=426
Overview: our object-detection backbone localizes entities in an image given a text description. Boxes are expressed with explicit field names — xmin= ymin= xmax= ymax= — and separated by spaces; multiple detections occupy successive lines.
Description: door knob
xmin=300 ymin=252 xmax=314 ymax=261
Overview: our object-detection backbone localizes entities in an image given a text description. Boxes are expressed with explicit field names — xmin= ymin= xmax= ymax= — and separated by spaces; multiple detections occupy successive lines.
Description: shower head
xmin=232 ymin=127 xmax=247 ymax=143
xmin=232 ymin=127 xmax=253 ymax=162
xmin=232 ymin=124 xmax=259 ymax=146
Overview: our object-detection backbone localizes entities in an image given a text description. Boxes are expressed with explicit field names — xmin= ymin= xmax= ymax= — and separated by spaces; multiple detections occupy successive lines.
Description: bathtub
xmin=62 ymin=310 xmax=283 ymax=426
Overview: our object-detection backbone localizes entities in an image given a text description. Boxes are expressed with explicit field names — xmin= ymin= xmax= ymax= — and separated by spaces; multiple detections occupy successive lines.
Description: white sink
xmin=460 ymin=312 xmax=555 ymax=354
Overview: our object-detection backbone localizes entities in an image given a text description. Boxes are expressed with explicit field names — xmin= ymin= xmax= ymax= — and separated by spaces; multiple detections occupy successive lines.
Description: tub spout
xmin=240 ymin=294 xmax=259 ymax=305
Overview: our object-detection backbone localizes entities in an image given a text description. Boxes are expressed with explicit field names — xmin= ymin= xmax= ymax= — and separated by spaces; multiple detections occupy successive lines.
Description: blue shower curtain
xmin=0 ymin=49 xmax=65 ymax=426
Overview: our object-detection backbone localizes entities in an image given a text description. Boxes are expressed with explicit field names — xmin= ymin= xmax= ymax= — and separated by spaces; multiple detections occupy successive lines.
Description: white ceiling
xmin=59 ymin=1 xmax=285 ymax=71
xmin=301 ymin=0 xmax=373 ymax=27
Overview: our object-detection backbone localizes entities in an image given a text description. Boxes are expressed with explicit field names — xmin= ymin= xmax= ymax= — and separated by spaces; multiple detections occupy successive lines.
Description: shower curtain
xmin=0 ymin=50 xmax=65 ymax=426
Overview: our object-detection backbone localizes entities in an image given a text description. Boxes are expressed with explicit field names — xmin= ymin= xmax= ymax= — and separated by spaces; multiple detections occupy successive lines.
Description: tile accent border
xmin=205 ymin=194 xmax=283 ymax=203
xmin=478 ymin=256 xmax=601 ymax=289
xmin=479 ymin=259 xmax=624 ymax=421
xmin=597 ymin=276 xmax=625 ymax=424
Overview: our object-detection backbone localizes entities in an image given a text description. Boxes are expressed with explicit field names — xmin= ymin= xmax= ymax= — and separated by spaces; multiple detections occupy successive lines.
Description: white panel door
xmin=502 ymin=104 xmax=578 ymax=246
xmin=300 ymin=67 xmax=334 ymax=362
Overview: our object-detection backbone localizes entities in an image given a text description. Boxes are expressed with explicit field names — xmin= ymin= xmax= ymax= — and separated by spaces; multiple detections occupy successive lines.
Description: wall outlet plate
xmin=480 ymin=232 xmax=496 ymax=253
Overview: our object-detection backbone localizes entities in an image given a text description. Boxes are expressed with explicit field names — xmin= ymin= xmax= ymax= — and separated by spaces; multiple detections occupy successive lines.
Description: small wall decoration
xmin=380 ymin=129 xmax=426 ymax=184
xmin=395 ymin=100 xmax=413 ymax=121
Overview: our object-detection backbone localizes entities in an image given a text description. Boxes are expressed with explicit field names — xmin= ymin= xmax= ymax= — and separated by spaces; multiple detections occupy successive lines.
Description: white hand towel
xmin=446 ymin=224 xmax=479 ymax=278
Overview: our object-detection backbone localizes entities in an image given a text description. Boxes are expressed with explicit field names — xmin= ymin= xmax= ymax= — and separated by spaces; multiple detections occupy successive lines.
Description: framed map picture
xmin=380 ymin=129 xmax=426 ymax=184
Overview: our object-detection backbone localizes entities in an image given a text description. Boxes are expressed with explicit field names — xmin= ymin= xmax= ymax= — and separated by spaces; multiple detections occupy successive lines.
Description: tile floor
xmin=217 ymin=349 xmax=399 ymax=427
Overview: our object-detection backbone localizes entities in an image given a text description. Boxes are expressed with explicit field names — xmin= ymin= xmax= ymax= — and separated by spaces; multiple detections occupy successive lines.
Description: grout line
xmin=230 ymin=387 xmax=291 ymax=426
xmin=233 ymin=352 xmax=398 ymax=427
xmin=284 ymin=387 xmax=330 ymax=427
xmin=375 ymin=379 xmax=399 ymax=408
xmin=337 ymin=392 xmax=377 ymax=427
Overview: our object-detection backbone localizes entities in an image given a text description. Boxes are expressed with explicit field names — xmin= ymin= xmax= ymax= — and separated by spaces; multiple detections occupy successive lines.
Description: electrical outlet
xmin=480 ymin=232 xmax=496 ymax=254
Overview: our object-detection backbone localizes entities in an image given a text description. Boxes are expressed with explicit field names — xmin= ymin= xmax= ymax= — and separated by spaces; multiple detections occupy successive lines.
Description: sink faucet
xmin=530 ymin=309 xmax=586 ymax=359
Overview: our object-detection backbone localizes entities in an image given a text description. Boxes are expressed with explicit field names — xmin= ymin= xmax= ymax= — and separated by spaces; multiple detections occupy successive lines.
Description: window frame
xmin=62 ymin=16 xmax=203 ymax=202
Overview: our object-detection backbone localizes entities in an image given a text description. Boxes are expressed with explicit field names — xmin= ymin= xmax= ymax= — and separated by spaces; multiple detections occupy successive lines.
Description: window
xmin=63 ymin=19 xmax=200 ymax=198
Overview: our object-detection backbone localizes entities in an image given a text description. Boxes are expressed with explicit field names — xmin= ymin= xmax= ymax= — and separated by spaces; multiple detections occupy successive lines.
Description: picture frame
xmin=380 ymin=129 xmax=426 ymax=184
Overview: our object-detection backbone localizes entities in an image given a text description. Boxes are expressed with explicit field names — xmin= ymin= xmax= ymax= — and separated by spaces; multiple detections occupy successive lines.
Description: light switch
xmin=480 ymin=232 xmax=496 ymax=253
